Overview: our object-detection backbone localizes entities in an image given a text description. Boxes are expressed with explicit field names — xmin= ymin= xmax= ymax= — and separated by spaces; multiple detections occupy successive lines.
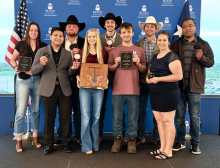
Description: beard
xmin=67 ymin=31 xmax=78 ymax=37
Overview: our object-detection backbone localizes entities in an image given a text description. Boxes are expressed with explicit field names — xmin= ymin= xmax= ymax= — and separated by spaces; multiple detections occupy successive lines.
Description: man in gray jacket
xmin=135 ymin=16 xmax=163 ymax=146
xmin=98 ymin=13 xmax=123 ymax=145
xmin=31 ymin=27 xmax=80 ymax=155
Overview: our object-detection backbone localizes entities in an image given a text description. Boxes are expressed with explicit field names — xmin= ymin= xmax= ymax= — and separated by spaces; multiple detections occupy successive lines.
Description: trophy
xmin=43 ymin=52 xmax=50 ymax=58
xmin=73 ymin=54 xmax=81 ymax=62
xmin=148 ymin=72 xmax=155 ymax=79
xmin=17 ymin=56 xmax=32 ymax=72
xmin=106 ymin=39 xmax=113 ymax=48
xmin=70 ymin=44 xmax=78 ymax=50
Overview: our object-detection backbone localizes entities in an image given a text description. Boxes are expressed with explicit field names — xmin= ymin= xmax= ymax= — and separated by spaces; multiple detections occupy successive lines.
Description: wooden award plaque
xmin=79 ymin=63 xmax=108 ymax=89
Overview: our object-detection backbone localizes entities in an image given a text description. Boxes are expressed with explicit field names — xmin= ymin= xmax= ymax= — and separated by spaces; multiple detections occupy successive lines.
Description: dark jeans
xmin=57 ymin=80 xmax=81 ymax=141
xmin=175 ymin=87 xmax=201 ymax=145
xmin=138 ymin=83 xmax=159 ymax=141
xmin=99 ymin=84 xmax=125 ymax=138
xmin=112 ymin=95 xmax=139 ymax=141
xmin=43 ymin=85 xmax=72 ymax=146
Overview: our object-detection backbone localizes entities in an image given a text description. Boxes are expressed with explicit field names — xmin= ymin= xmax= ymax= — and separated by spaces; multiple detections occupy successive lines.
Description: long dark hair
xmin=21 ymin=22 xmax=41 ymax=55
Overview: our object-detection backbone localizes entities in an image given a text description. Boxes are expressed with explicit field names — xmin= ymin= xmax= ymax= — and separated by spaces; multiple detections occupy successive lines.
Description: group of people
xmin=11 ymin=13 xmax=214 ymax=160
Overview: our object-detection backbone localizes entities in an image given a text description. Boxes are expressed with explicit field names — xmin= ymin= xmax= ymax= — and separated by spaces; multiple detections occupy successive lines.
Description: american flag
xmin=5 ymin=0 xmax=29 ymax=67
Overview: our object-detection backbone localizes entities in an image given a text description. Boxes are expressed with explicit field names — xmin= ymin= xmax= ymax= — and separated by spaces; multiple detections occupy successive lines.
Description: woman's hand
xmin=76 ymin=75 xmax=81 ymax=88
xmin=149 ymin=77 xmax=160 ymax=84
xmin=146 ymin=76 xmax=152 ymax=83
xmin=102 ymin=79 xmax=109 ymax=90
xmin=15 ymin=66 xmax=20 ymax=74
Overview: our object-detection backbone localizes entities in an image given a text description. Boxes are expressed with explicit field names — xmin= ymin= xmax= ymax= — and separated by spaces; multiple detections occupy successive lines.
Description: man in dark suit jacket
xmin=31 ymin=27 xmax=80 ymax=155
xmin=54 ymin=15 xmax=85 ymax=146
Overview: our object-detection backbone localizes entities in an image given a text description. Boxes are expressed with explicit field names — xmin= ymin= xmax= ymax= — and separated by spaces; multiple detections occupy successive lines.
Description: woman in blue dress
xmin=147 ymin=30 xmax=183 ymax=159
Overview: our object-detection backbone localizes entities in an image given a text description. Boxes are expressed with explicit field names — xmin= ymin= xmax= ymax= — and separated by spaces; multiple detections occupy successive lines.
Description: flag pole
xmin=22 ymin=106 xmax=31 ymax=140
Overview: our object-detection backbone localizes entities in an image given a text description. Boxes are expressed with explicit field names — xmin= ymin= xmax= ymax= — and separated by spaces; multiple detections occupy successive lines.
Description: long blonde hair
xmin=82 ymin=28 xmax=104 ymax=64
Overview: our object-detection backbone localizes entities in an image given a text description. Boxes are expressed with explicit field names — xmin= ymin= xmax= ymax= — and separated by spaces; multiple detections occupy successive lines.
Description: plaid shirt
xmin=144 ymin=37 xmax=156 ymax=64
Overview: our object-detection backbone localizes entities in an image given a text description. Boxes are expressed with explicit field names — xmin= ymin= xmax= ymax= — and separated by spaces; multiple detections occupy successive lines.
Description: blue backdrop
xmin=10 ymin=0 xmax=206 ymax=135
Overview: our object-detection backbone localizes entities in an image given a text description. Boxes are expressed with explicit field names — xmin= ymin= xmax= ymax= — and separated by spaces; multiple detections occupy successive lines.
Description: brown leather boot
xmin=127 ymin=137 xmax=136 ymax=154
xmin=111 ymin=136 xmax=122 ymax=153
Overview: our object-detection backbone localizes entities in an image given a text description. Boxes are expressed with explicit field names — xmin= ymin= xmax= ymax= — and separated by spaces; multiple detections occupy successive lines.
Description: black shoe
xmin=172 ymin=141 xmax=186 ymax=151
xmin=54 ymin=139 xmax=62 ymax=147
xmin=44 ymin=145 xmax=54 ymax=155
xmin=136 ymin=137 xmax=145 ymax=145
xmin=63 ymin=144 xmax=73 ymax=153
xmin=191 ymin=143 xmax=201 ymax=155
xmin=154 ymin=140 xmax=161 ymax=147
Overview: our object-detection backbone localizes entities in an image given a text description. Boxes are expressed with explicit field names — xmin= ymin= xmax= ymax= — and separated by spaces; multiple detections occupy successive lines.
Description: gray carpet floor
xmin=0 ymin=134 xmax=219 ymax=168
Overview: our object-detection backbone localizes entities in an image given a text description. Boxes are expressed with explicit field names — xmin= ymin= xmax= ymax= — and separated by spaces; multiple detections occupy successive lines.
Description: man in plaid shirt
xmin=135 ymin=16 xmax=163 ymax=146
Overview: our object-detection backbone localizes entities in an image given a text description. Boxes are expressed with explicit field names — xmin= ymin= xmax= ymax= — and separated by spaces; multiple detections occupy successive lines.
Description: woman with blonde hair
xmin=76 ymin=28 xmax=108 ymax=154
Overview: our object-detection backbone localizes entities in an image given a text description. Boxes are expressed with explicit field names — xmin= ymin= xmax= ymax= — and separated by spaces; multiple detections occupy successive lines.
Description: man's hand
xmin=72 ymin=48 xmax=80 ymax=54
xmin=105 ymin=46 xmax=115 ymax=52
xmin=195 ymin=49 xmax=203 ymax=60
xmin=40 ymin=56 xmax=48 ymax=66
xmin=133 ymin=57 xmax=140 ymax=66
xmin=25 ymin=71 xmax=33 ymax=76
xmin=71 ymin=62 xmax=80 ymax=70
xmin=115 ymin=57 xmax=121 ymax=67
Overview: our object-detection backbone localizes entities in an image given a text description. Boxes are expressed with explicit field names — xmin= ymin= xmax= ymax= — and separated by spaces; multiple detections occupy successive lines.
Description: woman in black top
xmin=147 ymin=31 xmax=182 ymax=159
xmin=10 ymin=22 xmax=47 ymax=152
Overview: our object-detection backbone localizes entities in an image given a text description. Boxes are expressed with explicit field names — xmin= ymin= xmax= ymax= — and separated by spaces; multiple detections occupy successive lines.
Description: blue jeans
xmin=112 ymin=95 xmax=139 ymax=141
xmin=175 ymin=87 xmax=201 ymax=145
xmin=14 ymin=75 xmax=41 ymax=136
xmin=138 ymin=83 xmax=160 ymax=141
xmin=79 ymin=88 xmax=104 ymax=153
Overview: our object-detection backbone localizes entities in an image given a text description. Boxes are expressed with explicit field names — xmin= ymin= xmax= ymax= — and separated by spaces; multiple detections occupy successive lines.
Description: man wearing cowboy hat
xmin=98 ymin=13 xmax=124 ymax=145
xmin=135 ymin=16 xmax=163 ymax=146
xmin=54 ymin=15 xmax=86 ymax=146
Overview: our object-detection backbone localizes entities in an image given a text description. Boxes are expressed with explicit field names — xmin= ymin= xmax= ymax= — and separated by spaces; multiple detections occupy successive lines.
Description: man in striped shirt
xmin=135 ymin=16 xmax=163 ymax=146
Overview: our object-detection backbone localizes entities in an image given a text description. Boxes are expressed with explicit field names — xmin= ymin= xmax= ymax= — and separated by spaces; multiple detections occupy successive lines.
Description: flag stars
xmin=173 ymin=25 xmax=182 ymax=38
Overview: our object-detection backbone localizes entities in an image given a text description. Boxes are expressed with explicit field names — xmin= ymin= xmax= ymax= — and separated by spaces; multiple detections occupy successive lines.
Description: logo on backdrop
xmin=161 ymin=0 xmax=174 ymax=7
xmin=68 ymin=0 xmax=81 ymax=5
xmin=44 ymin=3 xmax=57 ymax=16
xmin=44 ymin=27 xmax=52 ymax=41
xmin=91 ymin=4 xmax=103 ymax=18
xmin=115 ymin=0 xmax=127 ymax=6
xmin=138 ymin=5 xmax=149 ymax=18
xmin=162 ymin=17 xmax=173 ymax=30
xmin=189 ymin=5 xmax=196 ymax=18
xmin=138 ymin=30 xmax=146 ymax=40
xmin=121 ymin=17 xmax=124 ymax=23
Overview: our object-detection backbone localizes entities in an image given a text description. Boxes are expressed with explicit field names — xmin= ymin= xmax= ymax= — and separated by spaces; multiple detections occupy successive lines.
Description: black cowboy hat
xmin=59 ymin=15 xmax=86 ymax=32
xmin=99 ymin=13 xmax=122 ymax=30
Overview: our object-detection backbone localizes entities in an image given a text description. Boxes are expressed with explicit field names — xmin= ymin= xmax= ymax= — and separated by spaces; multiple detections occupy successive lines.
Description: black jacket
xmin=61 ymin=36 xmax=85 ymax=49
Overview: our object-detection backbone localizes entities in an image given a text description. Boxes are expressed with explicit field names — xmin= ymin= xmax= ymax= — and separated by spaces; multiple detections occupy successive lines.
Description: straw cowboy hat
xmin=59 ymin=15 xmax=86 ymax=32
xmin=99 ymin=13 xmax=122 ymax=30
xmin=139 ymin=16 xmax=163 ymax=32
